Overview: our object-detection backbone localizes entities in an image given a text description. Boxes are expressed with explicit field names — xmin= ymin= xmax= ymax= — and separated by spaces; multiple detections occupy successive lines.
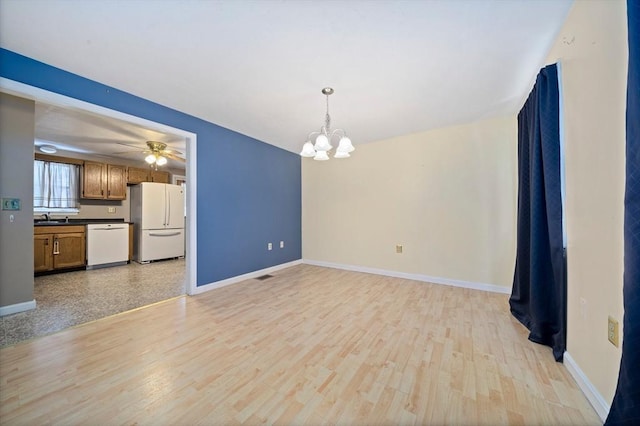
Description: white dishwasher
xmin=86 ymin=223 xmax=130 ymax=269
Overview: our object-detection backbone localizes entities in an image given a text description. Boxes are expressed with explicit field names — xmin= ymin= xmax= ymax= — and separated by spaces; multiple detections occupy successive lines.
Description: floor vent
xmin=255 ymin=274 xmax=274 ymax=281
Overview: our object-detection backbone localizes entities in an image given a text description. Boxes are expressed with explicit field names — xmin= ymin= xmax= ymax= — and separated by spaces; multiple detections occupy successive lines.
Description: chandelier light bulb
xmin=340 ymin=136 xmax=355 ymax=153
xmin=314 ymin=134 xmax=331 ymax=152
xmin=300 ymin=141 xmax=316 ymax=157
xmin=313 ymin=150 xmax=330 ymax=161
xmin=156 ymin=156 xmax=168 ymax=166
xmin=145 ymin=154 xmax=157 ymax=164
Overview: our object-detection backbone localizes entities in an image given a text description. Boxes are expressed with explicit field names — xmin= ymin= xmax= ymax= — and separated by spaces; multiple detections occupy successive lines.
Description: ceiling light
xmin=39 ymin=145 xmax=57 ymax=154
xmin=143 ymin=141 xmax=170 ymax=169
xmin=300 ymin=87 xmax=354 ymax=161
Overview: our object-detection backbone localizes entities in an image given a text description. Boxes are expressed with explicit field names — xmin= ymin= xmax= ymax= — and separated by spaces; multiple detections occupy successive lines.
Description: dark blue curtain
xmin=510 ymin=63 xmax=566 ymax=362
xmin=606 ymin=0 xmax=640 ymax=423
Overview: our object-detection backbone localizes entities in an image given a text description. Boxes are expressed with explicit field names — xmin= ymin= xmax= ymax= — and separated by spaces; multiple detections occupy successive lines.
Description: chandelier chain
xmin=324 ymin=94 xmax=331 ymax=135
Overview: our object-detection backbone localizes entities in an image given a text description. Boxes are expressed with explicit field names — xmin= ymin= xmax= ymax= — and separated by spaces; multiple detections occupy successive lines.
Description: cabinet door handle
xmin=53 ymin=240 xmax=60 ymax=255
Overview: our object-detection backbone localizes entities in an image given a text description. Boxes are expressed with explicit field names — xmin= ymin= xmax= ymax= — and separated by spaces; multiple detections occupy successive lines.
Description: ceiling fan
xmin=115 ymin=141 xmax=185 ymax=170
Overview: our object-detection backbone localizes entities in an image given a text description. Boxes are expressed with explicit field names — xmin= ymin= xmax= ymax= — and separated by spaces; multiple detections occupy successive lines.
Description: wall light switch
xmin=268 ymin=243 xmax=273 ymax=251
xmin=1 ymin=198 xmax=21 ymax=211
xmin=396 ymin=244 xmax=403 ymax=254
xmin=280 ymin=241 xmax=284 ymax=248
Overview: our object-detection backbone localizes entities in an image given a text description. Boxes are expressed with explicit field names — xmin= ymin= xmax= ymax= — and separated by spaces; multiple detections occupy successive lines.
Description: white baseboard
xmin=0 ymin=299 xmax=36 ymax=316
xmin=303 ymin=259 xmax=511 ymax=295
xmin=192 ymin=259 xmax=303 ymax=295
xmin=564 ymin=351 xmax=610 ymax=422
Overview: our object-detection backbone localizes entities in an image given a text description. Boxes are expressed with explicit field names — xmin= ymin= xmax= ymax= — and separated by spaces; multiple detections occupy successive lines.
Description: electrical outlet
xmin=268 ymin=243 xmax=273 ymax=251
xmin=608 ymin=316 xmax=619 ymax=347
xmin=396 ymin=244 xmax=403 ymax=254
xmin=280 ymin=241 xmax=284 ymax=248
xmin=107 ymin=207 xmax=116 ymax=214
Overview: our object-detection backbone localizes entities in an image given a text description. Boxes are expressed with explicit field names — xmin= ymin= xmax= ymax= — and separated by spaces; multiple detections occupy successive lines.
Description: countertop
xmin=34 ymin=219 xmax=133 ymax=227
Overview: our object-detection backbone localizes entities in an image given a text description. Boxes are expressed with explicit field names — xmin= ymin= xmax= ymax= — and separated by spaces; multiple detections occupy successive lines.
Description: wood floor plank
xmin=0 ymin=264 xmax=600 ymax=425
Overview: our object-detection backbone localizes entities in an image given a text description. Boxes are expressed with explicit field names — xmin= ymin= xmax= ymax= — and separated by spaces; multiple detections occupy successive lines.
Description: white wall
xmin=546 ymin=0 xmax=627 ymax=411
xmin=303 ymin=115 xmax=517 ymax=289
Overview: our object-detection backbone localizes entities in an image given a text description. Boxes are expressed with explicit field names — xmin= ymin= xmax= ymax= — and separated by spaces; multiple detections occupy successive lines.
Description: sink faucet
xmin=42 ymin=212 xmax=50 ymax=221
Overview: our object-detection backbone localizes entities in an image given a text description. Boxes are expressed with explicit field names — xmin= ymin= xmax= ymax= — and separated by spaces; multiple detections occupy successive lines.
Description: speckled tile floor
xmin=0 ymin=259 xmax=185 ymax=347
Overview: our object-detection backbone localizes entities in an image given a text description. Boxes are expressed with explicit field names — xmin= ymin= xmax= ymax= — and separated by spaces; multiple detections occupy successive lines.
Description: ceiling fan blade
xmin=164 ymin=152 xmax=186 ymax=162
xmin=116 ymin=142 xmax=148 ymax=149
xmin=111 ymin=150 xmax=149 ymax=155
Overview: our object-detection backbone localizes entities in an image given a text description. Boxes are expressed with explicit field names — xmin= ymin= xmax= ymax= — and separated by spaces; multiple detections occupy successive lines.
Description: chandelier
xmin=300 ymin=87 xmax=355 ymax=160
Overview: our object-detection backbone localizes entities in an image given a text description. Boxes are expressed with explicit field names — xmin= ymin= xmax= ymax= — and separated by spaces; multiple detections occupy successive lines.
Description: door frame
xmin=0 ymin=77 xmax=198 ymax=295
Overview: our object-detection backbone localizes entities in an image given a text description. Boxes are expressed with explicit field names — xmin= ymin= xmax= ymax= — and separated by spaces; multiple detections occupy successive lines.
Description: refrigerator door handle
xmin=149 ymin=232 xmax=181 ymax=237
xmin=165 ymin=188 xmax=169 ymax=227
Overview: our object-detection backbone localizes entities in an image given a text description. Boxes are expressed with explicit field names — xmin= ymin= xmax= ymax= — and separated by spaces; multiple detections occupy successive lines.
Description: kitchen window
xmin=34 ymin=160 xmax=80 ymax=214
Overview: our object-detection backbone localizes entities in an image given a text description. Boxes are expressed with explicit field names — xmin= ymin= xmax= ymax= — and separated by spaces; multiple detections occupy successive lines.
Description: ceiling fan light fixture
xmin=145 ymin=154 xmax=157 ymax=164
xmin=156 ymin=156 xmax=168 ymax=166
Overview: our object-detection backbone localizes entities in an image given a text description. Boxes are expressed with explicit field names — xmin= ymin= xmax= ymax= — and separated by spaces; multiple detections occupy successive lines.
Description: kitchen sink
xmin=34 ymin=220 xmax=68 ymax=225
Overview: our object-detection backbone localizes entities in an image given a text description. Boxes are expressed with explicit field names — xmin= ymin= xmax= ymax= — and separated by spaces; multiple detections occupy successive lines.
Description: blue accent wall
xmin=0 ymin=48 xmax=302 ymax=285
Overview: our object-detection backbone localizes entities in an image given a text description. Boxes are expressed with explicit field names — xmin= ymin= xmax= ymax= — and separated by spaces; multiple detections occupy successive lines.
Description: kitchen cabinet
xmin=150 ymin=170 xmax=170 ymax=183
xmin=127 ymin=167 xmax=170 ymax=184
xmin=34 ymin=225 xmax=86 ymax=273
xmin=82 ymin=161 xmax=127 ymax=200
xmin=127 ymin=167 xmax=150 ymax=184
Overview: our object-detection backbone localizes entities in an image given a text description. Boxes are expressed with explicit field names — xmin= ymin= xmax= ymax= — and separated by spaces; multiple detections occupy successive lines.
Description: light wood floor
xmin=0 ymin=264 xmax=599 ymax=425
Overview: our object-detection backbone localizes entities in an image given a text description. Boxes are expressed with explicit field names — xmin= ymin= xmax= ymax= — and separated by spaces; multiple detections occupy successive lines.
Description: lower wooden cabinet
xmin=34 ymin=234 xmax=54 ymax=272
xmin=34 ymin=225 xmax=86 ymax=273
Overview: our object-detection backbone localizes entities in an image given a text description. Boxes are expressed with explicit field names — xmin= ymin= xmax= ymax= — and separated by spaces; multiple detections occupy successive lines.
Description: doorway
xmin=0 ymin=78 xmax=198 ymax=345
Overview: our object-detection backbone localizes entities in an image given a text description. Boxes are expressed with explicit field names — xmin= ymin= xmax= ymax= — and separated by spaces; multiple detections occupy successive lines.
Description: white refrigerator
xmin=130 ymin=182 xmax=185 ymax=263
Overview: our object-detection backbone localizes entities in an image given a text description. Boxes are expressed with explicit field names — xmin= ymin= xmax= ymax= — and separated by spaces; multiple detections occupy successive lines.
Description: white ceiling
xmin=34 ymin=102 xmax=187 ymax=169
xmin=0 ymin=0 xmax=572 ymax=154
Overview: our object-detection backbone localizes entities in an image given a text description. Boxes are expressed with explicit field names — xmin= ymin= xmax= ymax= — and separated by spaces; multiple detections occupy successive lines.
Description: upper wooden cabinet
xmin=82 ymin=161 xmax=126 ymax=200
xmin=150 ymin=170 xmax=170 ymax=183
xmin=127 ymin=167 xmax=170 ymax=184
xmin=82 ymin=161 xmax=106 ymax=199
xmin=127 ymin=167 xmax=150 ymax=184
xmin=107 ymin=164 xmax=127 ymax=199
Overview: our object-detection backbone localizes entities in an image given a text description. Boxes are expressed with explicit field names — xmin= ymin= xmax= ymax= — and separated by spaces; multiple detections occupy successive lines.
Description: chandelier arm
xmin=329 ymin=128 xmax=347 ymax=139
xmin=307 ymin=131 xmax=322 ymax=140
